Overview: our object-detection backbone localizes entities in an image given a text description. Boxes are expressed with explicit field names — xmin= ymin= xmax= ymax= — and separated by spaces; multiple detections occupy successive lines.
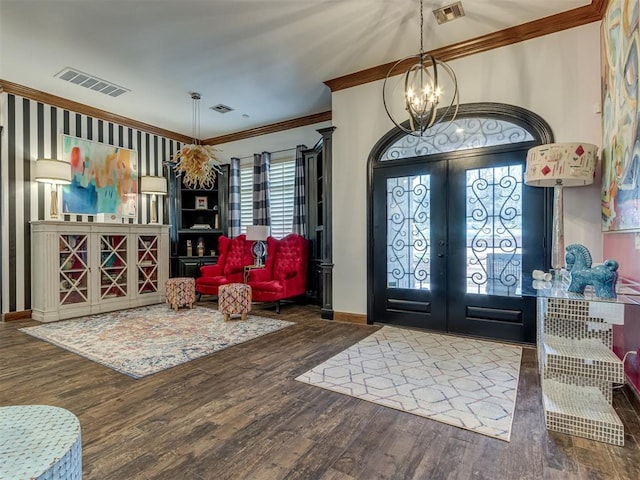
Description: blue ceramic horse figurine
xmin=565 ymin=244 xmax=619 ymax=298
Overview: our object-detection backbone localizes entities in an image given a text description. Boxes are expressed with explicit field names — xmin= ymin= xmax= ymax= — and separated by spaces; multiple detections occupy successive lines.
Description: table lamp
xmin=525 ymin=143 xmax=597 ymax=271
xmin=34 ymin=159 xmax=72 ymax=219
xmin=140 ymin=175 xmax=167 ymax=224
xmin=246 ymin=225 xmax=270 ymax=266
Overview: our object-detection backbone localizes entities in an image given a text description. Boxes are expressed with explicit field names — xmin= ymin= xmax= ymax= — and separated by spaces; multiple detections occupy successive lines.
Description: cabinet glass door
xmin=138 ymin=235 xmax=159 ymax=294
xmin=100 ymin=234 xmax=128 ymax=300
xmin=59 ymin=234 xmax=90 ymax=305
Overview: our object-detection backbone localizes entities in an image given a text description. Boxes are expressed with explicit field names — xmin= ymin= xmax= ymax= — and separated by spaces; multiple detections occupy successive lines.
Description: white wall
xmin=331 ymin=22 xmax=603 ymax=316
xmin=213 ymin=121 xmax=332 ymax=164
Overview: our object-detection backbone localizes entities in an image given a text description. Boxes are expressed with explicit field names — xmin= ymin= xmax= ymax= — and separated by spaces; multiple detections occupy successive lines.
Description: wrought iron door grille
xmin=466 ymin=165 xmax=523 ymax=295
xmin=386 ymin=175 xmax=431 ymax=290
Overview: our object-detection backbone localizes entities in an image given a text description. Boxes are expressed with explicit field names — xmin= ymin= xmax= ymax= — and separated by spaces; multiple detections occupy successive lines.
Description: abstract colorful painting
xmin=61 ymin=135 xmax=138 ymax=217
xmin=601 ymin=0 xmax=640 ymax=231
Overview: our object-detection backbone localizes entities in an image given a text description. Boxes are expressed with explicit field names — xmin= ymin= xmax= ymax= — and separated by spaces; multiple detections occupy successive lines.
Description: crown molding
xmin=592 ymin=0 xmax=610 ymax=17
xmin=1 ymin=0 xmax=609 ymax=141
xmin=203 ymin=111 xmax=332 ymax=145
xmin=0 ymin=80 xmax=331 ymax=145
xmin=325 ymin=1 xmax=606 ymax=92
xmin=0 ymin=80 xmax=193 ymax=144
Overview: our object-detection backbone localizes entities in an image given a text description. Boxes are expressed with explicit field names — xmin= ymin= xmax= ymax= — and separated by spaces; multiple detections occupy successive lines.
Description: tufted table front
xmin=218 ymin=283 xmax=252 ymax=321
xmin=165 ymin=277 xmax=196 ymax=311
xmin=0 ymin=405 xmax=82 ymax=480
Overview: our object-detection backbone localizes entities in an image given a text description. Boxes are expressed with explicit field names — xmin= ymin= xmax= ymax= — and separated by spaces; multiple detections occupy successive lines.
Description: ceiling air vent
xmin=210 ymin=104 xmax=234 ymax=114
xmin=433 ymin=1 xmax=465 ymax=25
xmin=54 ymin=67 xmax=130 ymax=97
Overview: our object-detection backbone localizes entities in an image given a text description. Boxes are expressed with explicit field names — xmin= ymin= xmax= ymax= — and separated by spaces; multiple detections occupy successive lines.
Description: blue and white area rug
xmin=296 ymin=326 xmax=522 ymax=441
xmin=21 ymin=304 xmax=294 ymax=379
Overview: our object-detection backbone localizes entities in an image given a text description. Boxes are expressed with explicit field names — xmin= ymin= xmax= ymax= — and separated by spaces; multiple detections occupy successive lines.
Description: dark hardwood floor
xmin=1 ymin=302 xmax=639 ymax=480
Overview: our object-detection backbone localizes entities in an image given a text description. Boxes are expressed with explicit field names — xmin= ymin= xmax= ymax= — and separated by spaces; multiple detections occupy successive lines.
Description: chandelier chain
xmin=419 ymin=0 xmax=424 ymax=55
xmin=191 ymin=92 xmax=201 ymax=144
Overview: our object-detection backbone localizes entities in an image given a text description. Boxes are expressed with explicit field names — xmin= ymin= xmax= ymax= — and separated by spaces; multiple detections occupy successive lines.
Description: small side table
xmin=0 ymin=405 xmax=82 ymax=479
xmin=244 ymin=264 xmax=265 ymax=283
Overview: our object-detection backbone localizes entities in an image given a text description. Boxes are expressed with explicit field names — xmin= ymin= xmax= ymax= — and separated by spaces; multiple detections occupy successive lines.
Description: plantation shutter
xmin=239 ymin=157 xmax=295 ymax=238
xmin=268 ymin=158 xmax=296 ymax=238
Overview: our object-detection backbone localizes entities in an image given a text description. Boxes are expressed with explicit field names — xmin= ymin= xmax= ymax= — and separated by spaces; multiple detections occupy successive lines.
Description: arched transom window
xmin=380 ymin=117 xmax=535 ymax=161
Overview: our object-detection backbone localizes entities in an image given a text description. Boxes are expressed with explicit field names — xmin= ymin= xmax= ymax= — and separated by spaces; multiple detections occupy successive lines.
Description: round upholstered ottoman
xmin=165 ymin=277 xmax=196 ymax=311
xmin=218 ymin=283 xmax=252 ymax=321
xmin=0 ymin=405 xmax=82 ymax=480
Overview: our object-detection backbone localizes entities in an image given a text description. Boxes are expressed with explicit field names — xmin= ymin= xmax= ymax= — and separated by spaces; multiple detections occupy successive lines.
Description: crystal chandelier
xmin=382 ymin=0 xmax=459 ymax=136
xmin=173 ymin=92 xmax=222 ymax=189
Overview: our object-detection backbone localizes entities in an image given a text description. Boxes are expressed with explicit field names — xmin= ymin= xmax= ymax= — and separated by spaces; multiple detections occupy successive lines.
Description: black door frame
xmin=366 ymin=102 xmax=555 ymax=337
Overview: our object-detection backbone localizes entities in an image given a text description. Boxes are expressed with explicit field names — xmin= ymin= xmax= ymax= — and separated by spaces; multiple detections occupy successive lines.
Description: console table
xmin=31 ymin=221 xmax=169 ymax=322
xmin=532 ymin=282 xmax=639 ymax=446
xmin=0 ymin=405 xmax=82 ymax=479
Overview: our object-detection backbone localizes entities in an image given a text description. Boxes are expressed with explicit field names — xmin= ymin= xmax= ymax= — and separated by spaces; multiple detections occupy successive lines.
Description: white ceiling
xmin=0 ymin=0 xmax=590 ymax=139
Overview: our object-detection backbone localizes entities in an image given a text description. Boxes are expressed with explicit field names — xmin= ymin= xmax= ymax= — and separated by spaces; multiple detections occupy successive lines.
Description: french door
xmin=371 ymin=146 xmax=547 ymax=343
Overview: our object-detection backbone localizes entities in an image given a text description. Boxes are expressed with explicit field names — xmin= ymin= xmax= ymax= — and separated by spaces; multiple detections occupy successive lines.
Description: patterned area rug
xmin=296 ymin=326 xmax=522 ymax=441
xmin=20 ymin=304 xmax=294 ymax=379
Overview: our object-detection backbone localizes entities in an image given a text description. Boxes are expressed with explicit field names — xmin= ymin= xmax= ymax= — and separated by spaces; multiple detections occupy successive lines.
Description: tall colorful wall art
xmin=61 ymin=135 xmax=138 ymax=216
xmin=601 ymin=0 xmax=640 ymax=231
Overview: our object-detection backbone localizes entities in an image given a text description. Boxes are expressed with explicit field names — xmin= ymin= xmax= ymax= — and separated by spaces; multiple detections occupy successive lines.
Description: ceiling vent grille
xmin=54 ymin=67 xmax=130 ymax=97
xmin=433 ymin=1 xmax=465 ymax=24
xmin=210 ymin=104 xmax=234 ymax=114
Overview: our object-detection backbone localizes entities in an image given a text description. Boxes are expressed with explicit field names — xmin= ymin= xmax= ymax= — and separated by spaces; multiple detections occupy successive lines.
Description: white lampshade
xmin=140 ymin=176 xmax=167 ymax=195
xmin=34 ymin=159 xmax=72 ymax=185
xmin=246 ymin=225 xmax=270 ymax=241
xmin=525 ymin=143 xmax=597 ymax=187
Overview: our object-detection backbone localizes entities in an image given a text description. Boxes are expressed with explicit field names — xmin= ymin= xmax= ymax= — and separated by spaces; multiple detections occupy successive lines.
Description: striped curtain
xmin=228 ymin=157 xmax=241 ymax=237
xmin=253 ymin=152 xmax=271 ymax=226
xmin=292 ymin=144 xmax=307 ymax=235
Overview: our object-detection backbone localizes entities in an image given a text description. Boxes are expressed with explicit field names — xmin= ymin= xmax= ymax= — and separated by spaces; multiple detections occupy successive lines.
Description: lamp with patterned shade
xmin=525 ymin=143 xmax=598 ymax=271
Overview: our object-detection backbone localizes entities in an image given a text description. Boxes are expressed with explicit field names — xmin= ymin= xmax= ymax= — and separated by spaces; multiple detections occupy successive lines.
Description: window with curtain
xmin=239 ymin=157 xmax=296 ymax=238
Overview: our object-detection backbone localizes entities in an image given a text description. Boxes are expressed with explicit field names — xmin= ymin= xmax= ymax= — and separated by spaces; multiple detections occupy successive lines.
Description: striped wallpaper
xmin=0 ymin=92 xmax=181 ymax=314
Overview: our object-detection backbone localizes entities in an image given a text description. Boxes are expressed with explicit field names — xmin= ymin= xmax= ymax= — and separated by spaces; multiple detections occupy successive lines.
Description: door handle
xmin=437 ymin=253 xmax=444 ymax=258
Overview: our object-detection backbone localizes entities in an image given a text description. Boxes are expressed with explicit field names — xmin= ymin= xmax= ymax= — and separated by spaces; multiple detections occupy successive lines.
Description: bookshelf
xmin=304 ymin=127 xmax=335 ymax=318
xmin=168 ymin=164 xmax=229 ymax=277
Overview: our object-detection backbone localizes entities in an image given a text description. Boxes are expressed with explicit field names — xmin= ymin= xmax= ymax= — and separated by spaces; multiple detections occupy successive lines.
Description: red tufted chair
xmin=195 ymin=234 xmax=253 ymax=297
xmin=247 ymin=233 xmax=308 ymax=313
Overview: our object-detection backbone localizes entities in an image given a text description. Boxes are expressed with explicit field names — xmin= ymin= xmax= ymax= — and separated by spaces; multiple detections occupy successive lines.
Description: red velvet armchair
xmin=195 ymin=234 xmax=253 ymax=297
xmin=247 ymin=233 xmax=309 ymax=313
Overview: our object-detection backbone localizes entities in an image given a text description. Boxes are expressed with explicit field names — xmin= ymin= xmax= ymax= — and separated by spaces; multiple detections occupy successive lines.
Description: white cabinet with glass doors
xmin=31 ymin=221 xmax=169 ymax=322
